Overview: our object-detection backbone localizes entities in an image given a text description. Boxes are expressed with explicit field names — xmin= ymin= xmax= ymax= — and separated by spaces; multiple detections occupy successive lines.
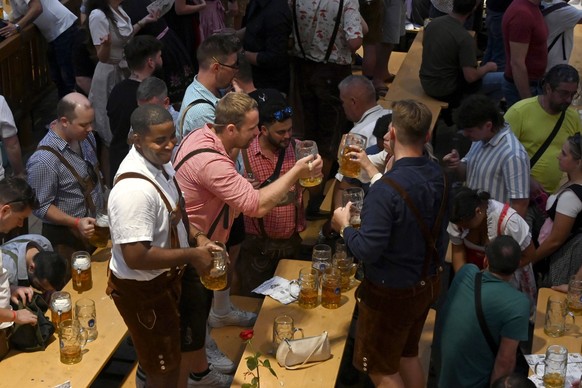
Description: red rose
xmin=239 ymin=329 xmax=254 ymax=341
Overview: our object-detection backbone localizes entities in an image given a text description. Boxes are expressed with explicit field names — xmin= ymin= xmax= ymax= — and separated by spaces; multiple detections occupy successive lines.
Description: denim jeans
xmin=47 ymin=24 xmax=77 ymax=98
xmin=482 ymin=9 xmax=506 ymax=72
xmin=503 ymin=77 xmax=543 ymax=108
xmin=481 ymin=71 xmax=504 ymax=102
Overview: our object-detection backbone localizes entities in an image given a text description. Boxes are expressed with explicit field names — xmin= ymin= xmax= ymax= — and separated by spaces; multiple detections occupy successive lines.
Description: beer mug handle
xmin=79 ymin=327 xmax=88 ymax=349
xmin=566 ymin=311 xmax=575 ymax=326
xmin=293 ymin=327 xmax=304 ymax=339
xmin=289 ymin=279 xmax=300 ymax=299
xmin=76 ymin=269 xmax=82 ymax=288
xmin=534 ymin=362 xmax=545 ymax=377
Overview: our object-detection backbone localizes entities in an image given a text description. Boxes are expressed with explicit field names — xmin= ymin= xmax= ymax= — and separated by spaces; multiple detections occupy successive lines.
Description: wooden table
xmin=532 ymin=288 xmax=582 ymax=354
xmin=0 ymin=247 xmax=129 ymax=387
xmin=232 ymin=259 xmax=358 ymax=387
xmin=381 ymin=29 xmax=449 ymax=132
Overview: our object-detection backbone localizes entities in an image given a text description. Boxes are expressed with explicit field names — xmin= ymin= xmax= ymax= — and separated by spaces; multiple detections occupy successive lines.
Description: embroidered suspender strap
xmin=292 ymin=0 xmax=307 ymax=59
xmin=115 ymin=172 xmax=186 ymax=249
xmin=178 ymin=99 xmax=215 ymax=140
xmin=474 ymin=272 xmax=499 ymax=355
xmin=37 ymin=146 xmax=97 ymax=215
xmin=530 ymin=110 xmax=566 ymax=168
xmin=380 ymin=173 xmax=448 ymax=279
xmin=323 ymin=0 xmax=344 ymax=63
xmin=496 ymin=203 xmax=511 ymax=236
xmin=173 ymin=147 xmax=229 ymax=239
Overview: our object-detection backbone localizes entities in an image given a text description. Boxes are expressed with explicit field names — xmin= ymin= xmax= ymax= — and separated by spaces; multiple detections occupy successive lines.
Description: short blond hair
xmin=391 ymin=100 xmax=432 ymax=145
xmin=214 ymin=93 xmax=258 ymax=133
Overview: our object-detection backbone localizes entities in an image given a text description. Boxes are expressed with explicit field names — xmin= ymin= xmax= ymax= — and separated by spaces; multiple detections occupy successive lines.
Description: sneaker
xmin=206 ymin=336 xmax=235 ymax=374
xmin=135 ymin=364 xmax=147 ymax=388
xmin=208 ymin=305 xmax=257 ymax=328
xmin=187 ymin=368 xmax=233 ymax=388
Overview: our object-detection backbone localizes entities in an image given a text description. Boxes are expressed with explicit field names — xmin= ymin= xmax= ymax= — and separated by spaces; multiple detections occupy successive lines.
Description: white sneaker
xmin=135 ymin=364 xmax=146 ymax=388
xmin=206 ymin=336 xmax=235 ymax=374
xmin=187 ymin=367 xmax=233 ymax=387
xmin=208 ymin=305 xmax=257 ymax=328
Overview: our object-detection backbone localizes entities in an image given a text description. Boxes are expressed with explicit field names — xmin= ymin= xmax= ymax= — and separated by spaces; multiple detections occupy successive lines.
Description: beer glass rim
xmin=274 ymin=314 xmax=293 ymax=324
xmin=546 ymin=344 xmax=568 ymax=355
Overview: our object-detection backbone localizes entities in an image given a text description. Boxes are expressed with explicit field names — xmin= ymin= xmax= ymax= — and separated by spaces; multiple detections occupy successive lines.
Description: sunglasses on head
xmin=272 ymin=106 xmax=293 ymax=122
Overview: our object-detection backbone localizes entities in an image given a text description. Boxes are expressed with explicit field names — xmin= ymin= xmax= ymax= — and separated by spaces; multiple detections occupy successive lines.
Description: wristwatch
xmin=14 ymin=23 xmax=21 ymax=33
xmin=339 ymin=224 xmax=350 ymax=238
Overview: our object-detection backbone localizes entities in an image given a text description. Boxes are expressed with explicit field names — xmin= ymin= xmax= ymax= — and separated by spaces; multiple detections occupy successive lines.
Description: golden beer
xmin=51 ymin=309 xmax=73 ymax=329
xmin=350 ymin=216 xmax=361 ymax=229
xmin=200 ymin=269 xmax=227 ymax=290
xmin=298 ymin=288 xmax=318 ymax=309
xmin=89 ymin=214 xmax=110 ymax=248
xmin=543 ymin=324 xmax=564 ymax=338
xmin=60 ymin=345 xmax=82 ymax=364
xmin=567 ymin=302 xmax=582 ymax=316
xmin=299 ymin=176 xmax=323 ymax=187
xmin=543 ymin=373 xmax=565 ymax=388
xmin=72 ymin=253 xmax=92 ymax=292
xmin=321 ymin=282 xmax=341 ymax=309
xmin=338 ymin=149 xmax=361 ymax=178
xmin=3 ymin=0 xmax=11 ymax=19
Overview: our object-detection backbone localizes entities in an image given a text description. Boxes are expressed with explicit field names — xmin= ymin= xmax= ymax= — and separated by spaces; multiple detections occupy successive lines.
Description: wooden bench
xmin=380 ymin=29 xmax=449 ymax=132
xmin=0 ymin=247 xmax=130 ymax=387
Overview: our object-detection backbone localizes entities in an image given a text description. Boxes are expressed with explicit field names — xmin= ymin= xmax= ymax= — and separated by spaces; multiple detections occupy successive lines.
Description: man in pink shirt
xmin=173 ymin=92 xmax=322 ymax=382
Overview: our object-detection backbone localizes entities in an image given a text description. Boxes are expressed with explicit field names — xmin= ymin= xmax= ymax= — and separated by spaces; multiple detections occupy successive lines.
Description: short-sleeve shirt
xmin=1 ymin=234 xmax=53 ymax=286
xmin=462 ymin=124 xmax=530 ymax=203
xmin=542 ymin=2 xmax=582 ymax=71
xmin=109 ymin=147 xmax=189 ymax=281
xmin=26 ymin=130 xmax=105 ymax=221
xmin=547 ymin=188 xmax=582 ymax=218
xmin=439 ymin=264 xmax=530 ymax=388
xmin=502 ymin=0 xmax=548 ymax=81
xmin=505 ymin=97 xmax=581 ymax=193
xmin=173 ymin=125 xmax=261 ymax=243
xmin=177 ymin=77 xmax=219 ymax=139
xmin=0 ymin=263 xmax=12 ymax=329
xmin=420 ymin=15 xmax=478 ymax=97
xmin=290 ymin=0 xmax=363 ymax=65
xmin=0 ymin=96 xmax=18 ymax=180
xmin=89 ymin=7 xmax=132 ymax=62
xmin=11 ymin=0 xmax=76 ymax=42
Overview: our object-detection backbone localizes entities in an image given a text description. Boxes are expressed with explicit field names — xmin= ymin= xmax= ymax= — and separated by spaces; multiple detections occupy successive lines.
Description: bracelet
xmin=12 ymin=310 xmax=16 ymax=322
xmin=75 ymin=218 xmax=81 ymax=228
xmin=193 ymin=231 xmax=207 ymax=240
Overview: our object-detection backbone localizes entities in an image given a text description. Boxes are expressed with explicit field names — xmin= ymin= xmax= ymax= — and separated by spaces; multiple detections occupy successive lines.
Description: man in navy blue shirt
xmin=332 ymin=99 xmax=448 ymax=388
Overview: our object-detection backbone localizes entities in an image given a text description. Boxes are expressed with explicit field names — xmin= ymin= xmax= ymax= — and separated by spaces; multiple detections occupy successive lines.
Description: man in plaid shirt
xmin=238 ymin=89 xmax=305 ymax=295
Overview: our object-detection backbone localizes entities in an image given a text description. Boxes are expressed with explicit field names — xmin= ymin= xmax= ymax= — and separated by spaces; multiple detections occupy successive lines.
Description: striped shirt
xmin=462 ymin=123 xmax=530 ymax=203
xmin=26 ymin=130 xmax=104 ymax=221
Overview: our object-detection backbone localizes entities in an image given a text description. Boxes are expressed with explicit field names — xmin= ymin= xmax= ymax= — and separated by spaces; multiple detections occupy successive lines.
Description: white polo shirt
xmin=109 ymin=147 xmax=189 ymax=281
xmin=11 ymin=0 xmax=76 ymax=42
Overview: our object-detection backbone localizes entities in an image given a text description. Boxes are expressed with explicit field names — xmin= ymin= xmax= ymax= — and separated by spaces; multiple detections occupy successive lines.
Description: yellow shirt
xmin=505 ymin=97 xmax=581 ymax=193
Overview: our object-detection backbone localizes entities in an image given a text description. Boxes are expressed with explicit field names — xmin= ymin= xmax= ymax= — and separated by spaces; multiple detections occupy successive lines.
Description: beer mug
xmin=59 ymin=319 xmax=88 ymax=365
xmin=50 ymin=291 xmax=72 ymax=328
xmin=272 ymin=314 xmax=304 ymax=353
xmin=289 ymin=267 xmax=319 ymax=309
xmin=200 ymin=242 xmax=228 ymax=291
xmin=335 ymin=239 xmax=347 ymax=260
xmin=75 ymin=298 xmax=98 ymax=342
xmin=295 ymin=140 xmax=322 ymax=187
xmin=342 ymin=188 xmax=364 ymax=229
xmin=567 ymin=276 xmax=582 ymax=316
xmin=312 ymin=244 xmax=332 ymax=272
xmin=544 ymin=295 xmax=575 ymax=337
xmin=338 ymin=133 xmax=367 ymax=178
xmin=89 ymin=210 xmax=110 ymax=248
xmin=321 ymin=267 xmax=342 ymax=309
xmin=71 ymin=251 xmax=93 ymax=292
xmin=535 ymin=345 xmax=568 ymax=388
xmin=333 ymin=255 xmax=357 ymax=292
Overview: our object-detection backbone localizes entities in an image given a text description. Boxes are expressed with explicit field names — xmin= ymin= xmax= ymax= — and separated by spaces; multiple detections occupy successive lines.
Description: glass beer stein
xmin=338 ymin=133 xmax=367 ymax=178
xmin=72 ymin=251 xmax=93 ymax=292
xmin=89 ymin=211 xmax=110 ymax=248
xmin=201 ymin=242 xmax=228 ymax=291
xmin=50 ymin=291 xmax=73 ymax=328
xmin=295 ymin=140 xmax=322 ymax=187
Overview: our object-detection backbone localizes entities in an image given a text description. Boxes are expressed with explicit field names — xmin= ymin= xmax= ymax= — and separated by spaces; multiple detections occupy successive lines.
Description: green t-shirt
xmin=439 ymin=264 xmax=529 ymax=388
xmin=505 ymin=97 xmax=581 ymax=193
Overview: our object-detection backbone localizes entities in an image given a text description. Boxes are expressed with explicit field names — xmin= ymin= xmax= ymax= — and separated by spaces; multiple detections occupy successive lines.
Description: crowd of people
xmin=0 ymin=0 xmax=580 ymax=386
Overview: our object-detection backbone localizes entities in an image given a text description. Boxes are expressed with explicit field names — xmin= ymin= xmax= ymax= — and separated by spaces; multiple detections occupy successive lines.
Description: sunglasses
xmin=272 ymin=106 xmax=293 ymax=122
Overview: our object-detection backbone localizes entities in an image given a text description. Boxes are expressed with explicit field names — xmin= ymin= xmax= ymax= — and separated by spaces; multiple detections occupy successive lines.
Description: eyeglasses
xmin=212 ymin=56 xmax=239 ymax=70
xmin=273 ymin=106 xmax=293 ymax=122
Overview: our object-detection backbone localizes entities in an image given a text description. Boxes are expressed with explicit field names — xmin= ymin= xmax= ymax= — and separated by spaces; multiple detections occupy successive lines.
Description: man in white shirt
xmin=107 ymin=104 xmax=217 ymax=387
xmin=0 ymin=0 xmax=78 ymax=98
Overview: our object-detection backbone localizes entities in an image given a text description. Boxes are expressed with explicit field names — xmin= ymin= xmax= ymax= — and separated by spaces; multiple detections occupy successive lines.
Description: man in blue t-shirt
xmin=439 ymin=235 xmax=530 ymax=387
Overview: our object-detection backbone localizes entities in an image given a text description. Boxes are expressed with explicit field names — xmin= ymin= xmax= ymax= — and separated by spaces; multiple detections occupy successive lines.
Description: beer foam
xmin=95 ymin=215 xmax=109 ymax=227
xmin=52 ymin=299 xmax=72 ymax=312
xmin=72 ymin=256 xmax=91 ymax=271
